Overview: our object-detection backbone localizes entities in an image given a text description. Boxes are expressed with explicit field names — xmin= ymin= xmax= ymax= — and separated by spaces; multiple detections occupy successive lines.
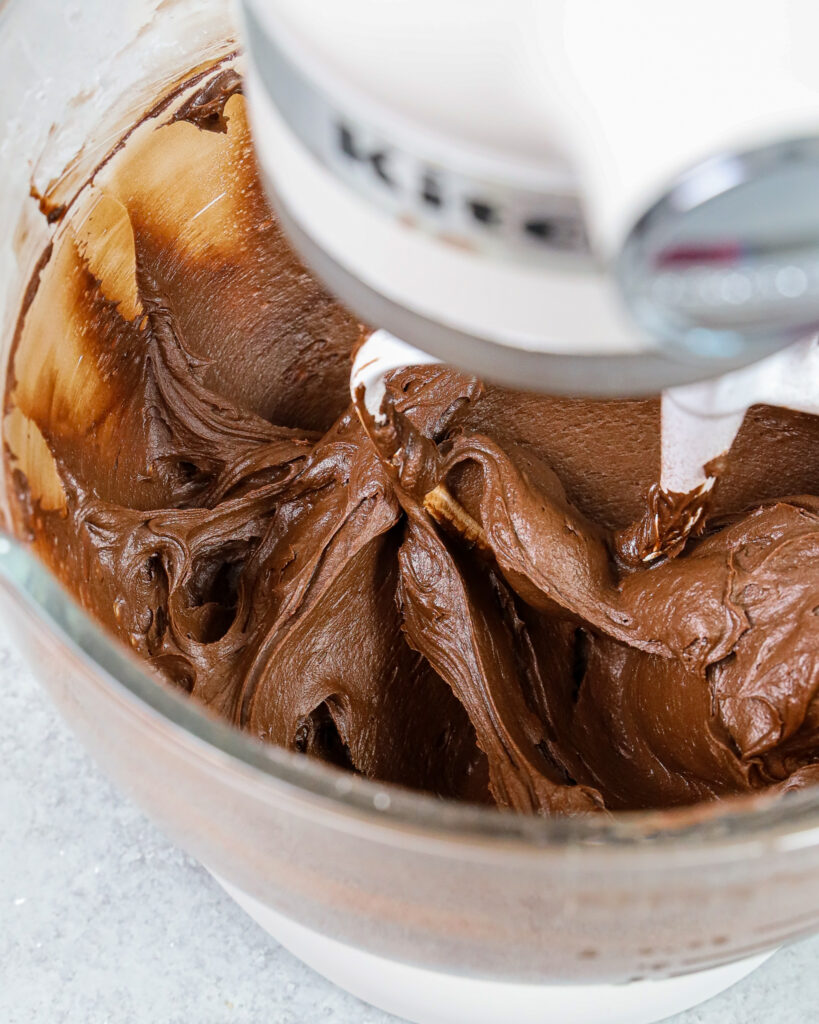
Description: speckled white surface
xmin=2 ymin=633 xmax=818 ymax=1024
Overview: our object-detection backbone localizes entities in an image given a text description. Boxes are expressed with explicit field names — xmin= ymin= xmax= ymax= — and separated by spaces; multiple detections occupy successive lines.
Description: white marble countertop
xmin=2 ymin=632 xmax=818 ymax=1024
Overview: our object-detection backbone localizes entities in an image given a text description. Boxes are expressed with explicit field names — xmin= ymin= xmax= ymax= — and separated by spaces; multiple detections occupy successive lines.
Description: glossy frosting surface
xmin=7 ymin=67 xmax=819 ymax=813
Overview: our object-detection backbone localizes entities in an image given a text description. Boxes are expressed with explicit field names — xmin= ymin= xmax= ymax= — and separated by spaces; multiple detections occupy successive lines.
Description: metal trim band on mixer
xmin=241 ymin=0 xmax=590 ymax=267
xmin=618 ymin=135 xmax=819 ymax=361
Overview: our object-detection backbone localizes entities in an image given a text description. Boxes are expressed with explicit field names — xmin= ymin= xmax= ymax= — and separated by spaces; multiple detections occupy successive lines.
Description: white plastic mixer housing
xmin=240 ymin=0 xmax=819 ymax=394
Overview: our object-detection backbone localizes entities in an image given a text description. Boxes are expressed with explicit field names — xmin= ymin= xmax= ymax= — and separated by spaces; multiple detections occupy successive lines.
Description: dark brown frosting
xmin=171 ymin=69 xmax=243 ymax=134
xmin=6 ymin=68 xmax=819 ymax=814
xmin=614 ymin=483 xmax=711 ymax=567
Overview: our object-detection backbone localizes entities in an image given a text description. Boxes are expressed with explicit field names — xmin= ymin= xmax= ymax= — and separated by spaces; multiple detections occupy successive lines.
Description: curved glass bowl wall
xmin=1 ymin=0 xmax=819 ymax=986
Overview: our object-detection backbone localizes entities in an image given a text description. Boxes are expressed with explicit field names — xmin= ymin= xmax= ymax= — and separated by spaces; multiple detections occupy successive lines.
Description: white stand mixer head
xmin=241 ymin=0 xmax=819 ymax=395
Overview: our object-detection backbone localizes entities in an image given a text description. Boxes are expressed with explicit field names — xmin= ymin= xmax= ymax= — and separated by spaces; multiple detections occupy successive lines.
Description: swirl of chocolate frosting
xmin=6 ymin=65 xmax=819 ymax=814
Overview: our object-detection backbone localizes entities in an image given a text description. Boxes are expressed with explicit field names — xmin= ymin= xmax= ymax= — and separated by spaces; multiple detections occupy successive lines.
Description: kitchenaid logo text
xmin=334 ymin=120 xmax=585 ymax=253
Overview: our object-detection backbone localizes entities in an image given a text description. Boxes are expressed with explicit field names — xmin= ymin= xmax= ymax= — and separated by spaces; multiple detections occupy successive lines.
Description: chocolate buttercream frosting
xmin=6 ymin=64 xmax=819 ymax=814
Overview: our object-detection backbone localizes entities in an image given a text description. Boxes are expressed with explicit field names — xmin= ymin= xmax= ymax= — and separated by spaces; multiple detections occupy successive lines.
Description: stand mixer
xmin=240 ymin=0 xmax=819 ymax=510
xmin=3 ymin=4 xmax=819 ymax=1024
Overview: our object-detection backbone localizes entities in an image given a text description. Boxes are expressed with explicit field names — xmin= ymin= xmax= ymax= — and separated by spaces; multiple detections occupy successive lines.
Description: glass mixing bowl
xmin=1 ymin=1 xmax=819 ymax=1021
